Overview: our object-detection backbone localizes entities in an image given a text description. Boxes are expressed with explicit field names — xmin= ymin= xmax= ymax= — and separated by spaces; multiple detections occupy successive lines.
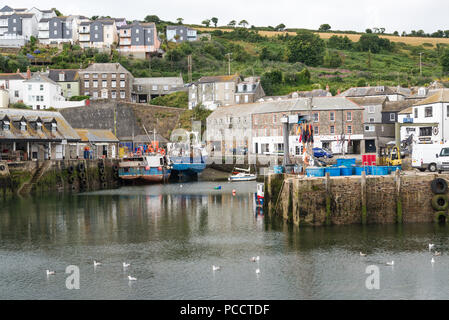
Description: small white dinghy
xmin=228 ymin=167 xmax=256 ymax=182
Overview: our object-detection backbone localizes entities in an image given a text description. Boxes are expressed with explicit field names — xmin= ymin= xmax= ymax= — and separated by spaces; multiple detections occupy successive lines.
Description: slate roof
xmin=0 ymin=73 xmax=26 ymax=80
xmin=382 ymin=100 xmax=416 ymax=112
xmin=198 ymin=74 xmax=240 ymax=83
xmin=0 ymin=109 xmax=80 ymax=141
xmin=347 ymin=96 xmax=387 ymax=106
xmin=23 ymin=73 xmax=58 ymax=86
xmin=133 ymin=77 xmax=184 ymax=86
xmin=80 ymin=63 xmax=131 ymax=74
xmin=48 ymin=69 xmax=79 ymax=82
xmin=413 ymin=89 xmax=449 ymax=106
xmin=75 ymin=129 xmax=118 ymax=143
xmin=338 ymin=86 xmax=401 ymax=97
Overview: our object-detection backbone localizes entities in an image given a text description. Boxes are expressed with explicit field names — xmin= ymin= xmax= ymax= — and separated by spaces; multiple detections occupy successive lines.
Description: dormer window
xmin=36 ymin=121 xmax=42 ymax=131
xmin=375 ymin=86 xmax=384 ymax=93
xmin=51 ymin=122 xmax=57 ymax=132
xmin=20 ymin=121 xmax=26 ymax=131
xmin=3 ymin=121 xmax=10 ymax=130
xmin=59 ymin=73 xmax=65 ymax=81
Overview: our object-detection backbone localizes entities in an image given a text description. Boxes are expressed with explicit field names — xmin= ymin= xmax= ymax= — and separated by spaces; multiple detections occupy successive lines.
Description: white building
xmin=0 ymin=72 xmax=28 ymax=104
xmin=23 ymin=72 xmax=65 ymax=110
xmin=399 ymin=89 xmax=449 ymax=145
xmin=0 ymin=6 xmax=39 ymax=47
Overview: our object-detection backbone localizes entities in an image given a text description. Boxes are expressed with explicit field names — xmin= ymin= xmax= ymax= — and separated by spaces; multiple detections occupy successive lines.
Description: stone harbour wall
xmin=265 ymin=171 xmax=449 ymax=226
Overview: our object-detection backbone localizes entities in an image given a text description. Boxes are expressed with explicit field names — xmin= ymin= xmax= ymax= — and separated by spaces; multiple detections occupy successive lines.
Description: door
xmin=111 ymin=145 xmax=116 ymax=159
xmin=365 ymin=140 xmax=376 ymax=153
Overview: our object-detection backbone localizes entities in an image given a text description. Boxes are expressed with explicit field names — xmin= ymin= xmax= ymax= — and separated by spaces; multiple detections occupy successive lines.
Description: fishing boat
xmin=118 ymin=154 xmax=172 ymax=183
xmin=167 ymin=131 xmax=207 ymax=181
xmin=228 ymin=167 xmax=257 ymax=182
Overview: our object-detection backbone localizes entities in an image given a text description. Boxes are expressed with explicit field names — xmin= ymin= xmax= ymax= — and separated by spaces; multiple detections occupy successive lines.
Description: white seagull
xmin=94 ymin=260 xmax=102 ymax=267
xmin=431 ymin=258 xmax=435 ymax=264
xmin=360 ymin=252 xmax=367 ymax=257
xmin=251 ymin=256 xmax=260 ymax=262
xmin=429 ymin=244 xmax=435 ymax=251
xmin=46 ymin=270 xmax=55 ymax=276
xmin=123 ymin=262 xmax=130 ymax=268
xmin=434 ymin=251 xmax=442 ymax=256
xmin=128 ymin=275 xmax=137 ymax=281
xmin=386 ymin=261 xmax=394 ymax=266
xmin=212 ymin=265 xmax=221 ymax=271
xmin=255 ymin=268 xmax=260 ymax=274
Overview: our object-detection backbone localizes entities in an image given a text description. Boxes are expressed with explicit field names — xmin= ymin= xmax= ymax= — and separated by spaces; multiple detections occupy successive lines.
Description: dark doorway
xmin=365 ymin=139 xmax=376 ymax=153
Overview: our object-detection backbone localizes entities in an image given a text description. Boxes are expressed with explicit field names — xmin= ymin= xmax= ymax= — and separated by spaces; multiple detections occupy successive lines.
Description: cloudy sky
xmin=9 ymin=0 xmax=449 ymax=33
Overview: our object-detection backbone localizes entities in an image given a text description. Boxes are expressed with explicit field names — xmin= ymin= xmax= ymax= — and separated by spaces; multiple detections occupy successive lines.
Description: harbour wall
xmin=265 ymin=171 xmax=449 ymax=226
xmin=0 ymin=159 xmax=120 ymax=199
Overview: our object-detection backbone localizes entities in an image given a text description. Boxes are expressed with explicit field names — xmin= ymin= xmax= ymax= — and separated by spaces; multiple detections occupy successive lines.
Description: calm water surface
xmin=1 ymin=181 xmax=449 ymax=299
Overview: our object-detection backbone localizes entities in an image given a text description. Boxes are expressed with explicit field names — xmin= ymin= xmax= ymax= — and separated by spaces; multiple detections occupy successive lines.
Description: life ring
xmin=432 ymin=194 xmax=449 ymax=211
xmin=80 ymin=178 xmax=87 ymax=185
xmin=99 ymin=167 xmax=105 ymax=175
xmin=79 ymin=171 xmax=86 ymax=179
xmin=100 ymin=175 xmax=106 ymax=182
xmin=112 ymin=165 xmax=119 ymax=172
xmin=78 ymin=163 xmax=85 ymax=172
xmin=68 ymin=176 xmax=75 ymax=184
xmin=101 ymin=182 xmax=107 ymax=189
xmin=0 ymin=164 xmax=5 ymax=171
xmin=67 ymin=165 xmax=74 ymax=174
xmin=431 ymin=178 xmax=448 ymax=194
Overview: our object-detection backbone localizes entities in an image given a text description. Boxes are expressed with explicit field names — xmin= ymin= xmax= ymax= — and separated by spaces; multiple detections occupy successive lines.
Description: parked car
xmin=313 ymin=147 xmax=333 ymax=158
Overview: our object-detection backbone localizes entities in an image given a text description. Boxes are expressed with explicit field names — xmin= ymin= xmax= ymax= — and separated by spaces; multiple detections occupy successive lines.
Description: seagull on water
xmin=431 ymin=258 xmax=435 ymax=264
xmin=128 ymin=275 xmax=137 ymax=281
xmin=46 ymin=270 xmax=55 ymax=276
xmin=255 ymin=268 xmax=260 ymax=274
xmin=360 ymin=252 xmax=367 ymax=257
xmin=434 ymin=251 xmax=441 ymax=256
xmin=94 ymin=260 xmax=102 ymax=267
xmin=123 ymin=262 xmax=130 ymax=268
xmin=386 ymin=261 xmax=394 ymax=266
xmin=251 ymin=256 xmax=260 ymax=262
xmin=429 ymin=244 xmax=435 ymax=251
xmin=212 ymin=265 xmax=221 ymax=271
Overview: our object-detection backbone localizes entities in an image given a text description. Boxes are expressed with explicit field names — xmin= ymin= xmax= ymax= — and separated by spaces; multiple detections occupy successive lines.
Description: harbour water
xmin=1 ymin=181 xmax=449 ymax=299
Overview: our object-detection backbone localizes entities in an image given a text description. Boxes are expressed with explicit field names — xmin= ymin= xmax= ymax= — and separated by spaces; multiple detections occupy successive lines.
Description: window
xmin=425 ymin=106 xmax=432 ymax=117
xmin=93 ymin=91 xmax=98 ymax=98
xmin=136 ymin=37 xmax=139 ymax=42
xmin=54 ymin=22 xmax=57 ymax=27
xmin=120 ymin=80 xmax=125 ymax=88
xmin=3 ymin=121 xmax=10 ymax=130
xmin=447 ymin=105 xmax=449 ymax=117
xmin=84 ymin=92 xmax=90 ymax=96
xmin=273 ymin=114 xmax=276 ymax=123
xmin=163 ymin=85 xmax=169 ymax=91
xmin=28 ymin=85 xmax=32 ymax=90
xmin=314 ymin=126 xmax=319 ymax=135
xmin=93 ymin=81 xmax=98 ymax=88
xmin=112 ymin=74 xmax=116 ymax=79
xmin=14 ymin=91 xmax=18 ymax=97
xmin=101 ymin=90 xmax=108 ymax=99
xmin=67 ymin=84 xmax=71 ymax=89
xmin=329 ymin=112 xmax=335 ymax=121
xmin=20 ymin=121 xmax=26 ymax=131
xmin=111 ymin=91 xmax=116 ymax=99
xmin=13 ymin=19 xmax=16 ymax=23
xmin=419 ymin=127 xmax=432 ymax=136
xmin=13 ymin=27 xmax=16 ymax=32
xmin=84 ymin=74 xmax=89 ymax=79
xmin=111 ymin=81 xmax=116 ymax=88
xmin=368 ymin=106 xmax=375 ymax=113
xmin=347 ymin=125 xmax=352 ymax=134
xmin=95 ymin=34 xmax=98 ymax=39
xmin=84 ymin=81 xmax=89 ymax=88
xmin=102 ymin=73 xmax=107 ymax=78
xmin=95 ymin=25 xmax=98 ymax=30
xmin=390 ymin=113 xmax=395 ymax=121
xmin=136 ymin=29 xmax=139 ymax=33
xmin=102 ymin=80 xmax=107 ymax=88
xmin=441 ymin=148 xmax=449 ymax=157
xmin=313 ymin=112 xmax=319 ymax=122
xmin=346 ymin=112 xmax=352 ymax=121
xmin=369 ymin=117 xmax=375 ymax=123
xmin=330 ymin=125 xmax=335 ymax=134
xmin=59 ymin=73 xmax=65 ymax=81
xmin=120 ymin=91 xmax=125 ymax=99
xmin=66 ymin=30 xmax=69 ymax=35
xmin=93 ymin=74 xmax=98 ymax=78
xmin=414 ymin=108 xmax=418 ymax=118
xmin=40 ymin=85 xmax=44 ymax=91
xmin=120 ymin=73 xmax=125 ymax=78
xmin=365 ymin=125 xmax=375 ymax=132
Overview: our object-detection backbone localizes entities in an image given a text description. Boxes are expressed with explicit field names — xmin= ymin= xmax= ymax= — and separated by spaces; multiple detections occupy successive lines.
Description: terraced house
xmin=166 ymin=25 xmax=197 ymax=43
xmin=39 ymin=15 xmax=89 ymax=45
xmin=47 ymin=69 xmax=80 ymax=99
xmin=0 ymin=6 xmax=39 ymax=47
xmin=117 ymin=22 xmax=161 ymax=59
xmin=79 ymin=63 xmax=133 ymax=101
xmin=78 ymin=19 xmax=118 ymax=50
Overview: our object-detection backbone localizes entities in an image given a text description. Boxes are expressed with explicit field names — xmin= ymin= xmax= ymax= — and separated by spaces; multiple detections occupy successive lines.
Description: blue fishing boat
xmin=118 ymin=154 xmax=171 ymax=183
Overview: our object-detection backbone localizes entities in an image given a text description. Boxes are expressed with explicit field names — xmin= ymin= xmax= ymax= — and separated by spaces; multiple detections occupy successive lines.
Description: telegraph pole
xmin=225 ymin=53 xmax=232 ymax=75
xmin=419 ymin=52 xmax=424 ymax=76
xmin=187 ymin=55 xmax=192 ymax=83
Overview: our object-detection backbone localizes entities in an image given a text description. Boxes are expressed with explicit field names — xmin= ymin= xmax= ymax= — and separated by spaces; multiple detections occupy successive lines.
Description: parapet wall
xmin=265 ymin=172 xmax=449 ymax=226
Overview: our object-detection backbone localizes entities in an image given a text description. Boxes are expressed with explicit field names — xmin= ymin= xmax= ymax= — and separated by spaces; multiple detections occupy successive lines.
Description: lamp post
xmin=281 ymin=115 xmax=289 ymax=166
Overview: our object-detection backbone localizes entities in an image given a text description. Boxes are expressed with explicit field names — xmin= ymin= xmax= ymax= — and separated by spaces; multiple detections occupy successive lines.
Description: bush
xmin=10 ymin=102 xmax=31 ymax=109
xmin=150 ymin=91 xmax=188 ymax=108
xmin=69 ymin=95 xmax=90 ymax=101
xmin=287 ymin=31 xmax=325 ymax=66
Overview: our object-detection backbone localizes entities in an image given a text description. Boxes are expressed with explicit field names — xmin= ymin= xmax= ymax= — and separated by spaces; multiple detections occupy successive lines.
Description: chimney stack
xmin=16 ymin=68 xmax=20 ymax=74
xmin=26 ymin=66 xmax=31 ymax=79
xmin=326 ymin=84 xmax=329 ymax=92
xmin=337 ymin=89 xmax=341 ymax=95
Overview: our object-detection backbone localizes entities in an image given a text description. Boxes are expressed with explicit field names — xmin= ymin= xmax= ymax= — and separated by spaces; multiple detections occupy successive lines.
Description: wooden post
xmin=361 ymin=171 xmax=367 ymax=225
xmin=325 ymin=172 xmax=331 ymax=225
xmin=395 ymin=169 xmax=402 ymax=224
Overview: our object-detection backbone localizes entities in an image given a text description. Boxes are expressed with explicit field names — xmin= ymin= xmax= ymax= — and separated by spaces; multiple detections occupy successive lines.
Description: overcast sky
xmin=9 ymin=0 xmax=449 ymax=33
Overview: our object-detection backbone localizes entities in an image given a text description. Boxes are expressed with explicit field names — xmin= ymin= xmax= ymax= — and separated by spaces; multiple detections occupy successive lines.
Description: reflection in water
xmin=1 ymin=181 xmax=449 ymax=299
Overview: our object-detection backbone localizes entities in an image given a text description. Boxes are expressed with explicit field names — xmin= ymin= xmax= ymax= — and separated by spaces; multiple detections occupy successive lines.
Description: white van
xmin=412 ymin=143 xmax=446 ymax=172
xmin=437 ymin=146 xmax=449 ymax=172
